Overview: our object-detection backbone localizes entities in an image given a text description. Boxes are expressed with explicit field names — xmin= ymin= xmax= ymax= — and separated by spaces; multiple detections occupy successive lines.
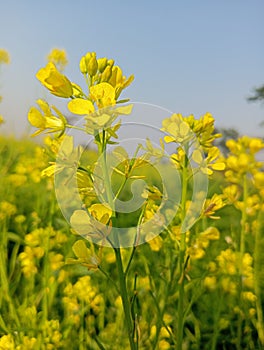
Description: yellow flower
xmin=254 ymin=171 xmax=264 ymax=189
xmin=0 ymin=201 xmax=17 ymax=221
xmin=70 ymin=204 xmax=112 ymax=241
xmin=187 ymin=242 xmax=205 ymax=259
xmin=225 ymin=136 xmax=264 ymax=184
xmin=68 ymin=98 xmax=95 ymax=115
xmin=223 ymin=184 xmax=240 ymax=203
xmin=221 ymin=277 xmax=237 ymax=294
xmin=242 ymin=291 xmax=257 ymax=303
xmin=200 ymin=226 xmax=220 ymax=240
xmin=108 ymin=65 xmax=134 ymax=98
xmin=162 ymin=113 xmax=193 ymax=144
xmin=204 ymin=276 xmax=217 ymax=291
xmin=47 ymin=48 xmax=68 ymax=71
xmin=0 ymin=334 xmax=14 ymax=350
xmin=16 ymin=336 xmax=37 ymax=350
xmin=249 ymin=138 xmax=264 ymax=153
xmin=28 ymin=99 xmax=66 ymax=136
xmin=0 ymin=49 xmax=10 ymax=64
xmin=36 ymin=62 xmax=73 ymax=98
xmin=158 ymin=339 xmax=171 ymax=350
xmin=216 ymin=249 xmax=237 ymax=275
xmin=66 ymin=240 xmax=99 ymax=270
xmin=203 ymin=193 xmax=225 ymax=219
xmin=192 ymin=146 xmax=225 ymax=175
xmin=0 ymin=116 xmax=5 ymax=125
xmin=90 ymin=82 xmax=116 ymax=108
xmin=163 ymin=112 xmax=221 ymax=175
xmin=147 ymin=235 xmax=163 ymax=251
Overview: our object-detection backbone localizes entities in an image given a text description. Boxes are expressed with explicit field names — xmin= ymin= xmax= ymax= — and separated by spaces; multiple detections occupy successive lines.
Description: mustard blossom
xmin=36 ymin=62 xmax=73 ymax=98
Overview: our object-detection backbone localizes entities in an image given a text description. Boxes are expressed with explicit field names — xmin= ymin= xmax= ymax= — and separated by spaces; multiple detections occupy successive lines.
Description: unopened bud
xmin=85 ymin=52 xmax=92 ymax=65
xmin=100 ymin=65 xmax=112 ymax=82
xmin=79 ymin=56 xmax=87 ymax=74
xmin=87 ymin=55 xmax=98 ymax=77
xmin=97 ymin=57 xmax=108 ymax=73
xmin=107 ymin=59 xmax=115 ymax=68
xmin=109 ymin=66 xmax=123 ymax=87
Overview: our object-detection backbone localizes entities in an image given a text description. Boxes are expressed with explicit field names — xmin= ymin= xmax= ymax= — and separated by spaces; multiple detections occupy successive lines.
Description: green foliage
xmin=0 ymin=135 xmax=263 ymax=349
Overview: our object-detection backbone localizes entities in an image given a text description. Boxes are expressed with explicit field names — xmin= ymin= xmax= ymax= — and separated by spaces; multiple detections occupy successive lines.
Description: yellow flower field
xmin=0 ymin=49 xmax=263 ymax=350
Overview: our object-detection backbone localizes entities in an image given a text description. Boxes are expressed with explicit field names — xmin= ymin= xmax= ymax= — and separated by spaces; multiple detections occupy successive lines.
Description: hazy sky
xmin=0 ymin=0 xmax=263 ymax=137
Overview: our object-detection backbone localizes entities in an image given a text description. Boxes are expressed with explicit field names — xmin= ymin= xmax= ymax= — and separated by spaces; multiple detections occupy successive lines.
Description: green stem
xmin=211 ymin=291 xmax=223 ymax=350
xmin=97 ymin=129 xmax=136 ymax=349
xmin=98 ymin=265 xmax=120 ymax=293
xmin=66 ymin=124 xmax=87 ymax=132
xmin=114 ymin=248 xmax=137 ymax=350
xmin=237 ymin=174 xmax=248 ymax=349
xmin=41 ymin=228 xmax=51 ymax=326
xmin=177 ymin=157 xmax=188 ymax=350
xmin=254 ymin=209 xmax=264 ymax=346
xmin=113 ymin=144 xmax=142 ymax=203
xmin=0 ymin=223 xmax=20 ymax=328
xmin=100 ymin=130 xmax=115 ymax=212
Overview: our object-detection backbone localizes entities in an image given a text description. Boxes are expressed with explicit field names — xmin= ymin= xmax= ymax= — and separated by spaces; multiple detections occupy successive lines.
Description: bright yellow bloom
xmin=162 ymin=113 xmax=193 ymax=144
xmin=200 ymin=226 xmax=220 ymax=240
xmin=67 ymin=98 xmax=95 ymax=115
xmin=108 ymin=65 xmax=134 ymax=98
xmin=217 ymin=249 xmax=237 ymax=275
xmin=147 ymin=235 xmax=163 ymax=251
xmin=158 ymin=340 xmax=171 ymax=350
xmin=70 ymin=204 xmax=112 ymax=241
xmin=221 ymin=277 xmax=237 ymax=294
xmin=0 ymin=115 xmax=5 ymax=125
xmin=0 ymin=334 xmax=14 ymax=350
xmin=47 ymin=48 xmax=68 ymax=71
xmin=0 ymin=49 xmax=10 ymax=64
xmin=187 ymin=242 xmax=205 ymax=259
xmin=90 ymin=82 xmax=116 ymax=108
xmin=202 ymin=193 xmax=225 ymax=219
xmin=36 ymin=62 xmax=73 ymax=98
xmin=15 ymin=336 xmax=37 ymax=350
xmin=235 ymin=194 xmax=260 ymax=216
xmin=254 ymin=171 xmax=264 ymax=189
xmin=66 ymin=240 xmax=99 ymax=270
xmin=223 ymin=184 xmax=240 ymax=203
xmin=0 ymin=201 xmax=17 ymax=221
xmin=242 ymin=291 xmax=257 ymax=303
xmin=225 ymin=136 xmax=264 ymax=184
xmin=28 ymin=99 xmax=66 ymax=136
xmin=192 ymin=146 xmax=225 ymax=175
xmin=204 ymin=276 xmax=217 ymax=291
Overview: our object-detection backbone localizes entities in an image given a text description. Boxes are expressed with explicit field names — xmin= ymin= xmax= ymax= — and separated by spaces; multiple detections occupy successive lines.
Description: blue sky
xmin=0 ymin=0 xmax=263 ymax=137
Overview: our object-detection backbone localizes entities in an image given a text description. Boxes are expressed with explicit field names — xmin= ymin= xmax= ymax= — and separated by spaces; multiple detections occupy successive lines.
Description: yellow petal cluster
xmin=36 ymin=62 xmax=73 ymax=98
xmin=28 ymin=99 xmax=66 ymax=136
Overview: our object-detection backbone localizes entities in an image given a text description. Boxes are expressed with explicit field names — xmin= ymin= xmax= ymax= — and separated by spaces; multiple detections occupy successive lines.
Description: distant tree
xmin=247 ymin=84 xmax=264 ymax=127
xmin=247 ymin=84 xmax=264 ymax=103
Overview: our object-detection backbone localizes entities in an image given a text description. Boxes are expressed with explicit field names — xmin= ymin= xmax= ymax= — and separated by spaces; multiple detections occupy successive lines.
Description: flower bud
xmin=79 ymin=56 xmax=87 ymax=74
xmin=107 ymin=59 xmax=115 ymax=67
xmin=87 ymin=55 xmax=98 ymax=77
xmin=97 ymin=57 xmax=108 ymax=73
xmin=85 ymin=52 xmax=92 ymax=65
xmin=100 ymin=65 xmax=112 ymax=82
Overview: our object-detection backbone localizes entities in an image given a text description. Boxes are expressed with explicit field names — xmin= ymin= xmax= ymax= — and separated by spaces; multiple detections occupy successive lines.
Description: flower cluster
xmin=225 ymin=136 xmax=264 ymax=184
xmin=28 ymin=51 xmax=134 ymax=138
xmin=163 ymin=112 xmax=225 ymax=174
